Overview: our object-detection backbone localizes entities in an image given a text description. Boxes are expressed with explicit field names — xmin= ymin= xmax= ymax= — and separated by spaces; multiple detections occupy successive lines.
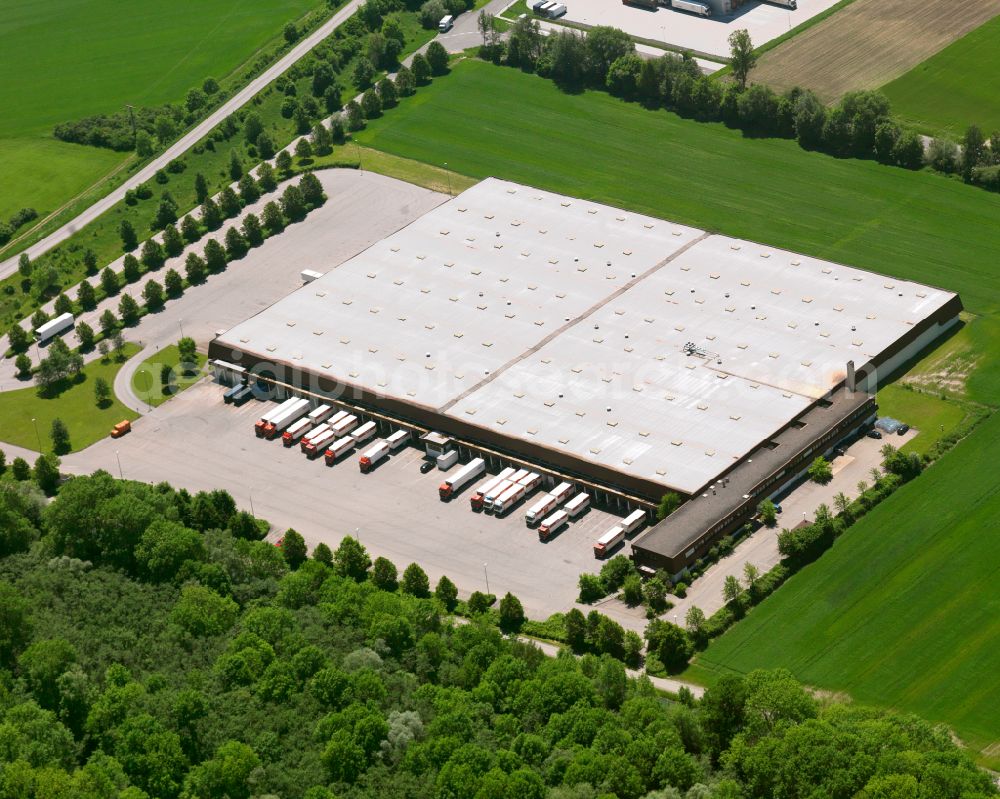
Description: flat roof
xmin=216 ymin=178 xmax=958 ymax=495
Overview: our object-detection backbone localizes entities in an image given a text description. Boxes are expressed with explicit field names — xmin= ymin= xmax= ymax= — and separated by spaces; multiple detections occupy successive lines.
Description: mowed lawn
xmin=0 ymin=0 xmax=323 ymax=219
xmin=688 ymin=412 xmax=1000 ymax=759
xmin=882 ymin=15 xmax=1000 ymax=138
xmin=356 ymin=60 xmax=1000 ymax=316
xmin=0 ymin=345 xmax=139 ymax=454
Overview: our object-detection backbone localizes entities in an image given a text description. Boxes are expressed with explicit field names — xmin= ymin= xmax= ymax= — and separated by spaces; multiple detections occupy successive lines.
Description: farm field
xmin=356 ymin=59 xmax=1000 ymax=316
xmin=0 ymin=0 xmax=325 ymax=220
xmin=747 ymin=0 xmax=1000 ymax=101
xmin=0 ymin=344 xmax=139 ymax=454
xmin=686 ymin=411 xmax=1000 ymax=764
xmin=881 ymin=15 xmax=1000 ymax=138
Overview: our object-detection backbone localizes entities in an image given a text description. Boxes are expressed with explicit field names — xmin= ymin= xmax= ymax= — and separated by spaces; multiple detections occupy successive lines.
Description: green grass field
xmin=881 ymin=16 xmax=1000 ymax=138
xmin=876 ymin=384 xmax=970 ymax=457
xmin=0 ymin=0 xmax=324 ymax=219
xmin=0 ymin=344 xmax=139 ymax=454
xmin=131 ymin=345 xmax=207 ymax=408
xmin=356 ymin=60 xmax=1000 ymax=317
xmin=687 ymin=412 xmax=1000 ymax=760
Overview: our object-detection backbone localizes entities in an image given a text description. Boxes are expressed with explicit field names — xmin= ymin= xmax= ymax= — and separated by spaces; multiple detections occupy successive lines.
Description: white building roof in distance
xmin=217 ymin=178 xmax=957 ymax=495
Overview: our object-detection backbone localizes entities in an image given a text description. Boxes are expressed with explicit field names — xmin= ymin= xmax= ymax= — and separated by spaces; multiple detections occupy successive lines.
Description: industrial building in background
xmin=209 ymin=179 xmax=961 ymax=573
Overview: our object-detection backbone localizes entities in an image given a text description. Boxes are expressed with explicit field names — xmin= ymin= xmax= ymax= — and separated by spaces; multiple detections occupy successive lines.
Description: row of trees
xmin=482 ymin=24 xmax=1000 ymax=190
xmin=0 ymin=468 xmax=992 ymax=798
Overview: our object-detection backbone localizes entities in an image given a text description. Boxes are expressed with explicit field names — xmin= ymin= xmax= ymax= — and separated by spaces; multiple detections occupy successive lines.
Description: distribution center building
xmin=209 ymin=178 xmax=961 ymax=571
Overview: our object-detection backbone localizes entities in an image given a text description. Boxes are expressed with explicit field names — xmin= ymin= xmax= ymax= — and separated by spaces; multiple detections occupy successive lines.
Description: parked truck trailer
xmin=525 ymin=494 xmax=559 ymax=526
xmin=594 ymin=525 xmax=626 ymax=558
xmin=35 ymin=312 xmax=74 ymax=343
xmin=282 ymin=417 xmax=313 ymax=446
xmin=359 ymin=440 xmax=390 ymax=473
xmin=351 ymin=420 xmax=378 ymax=445
xmin=470 ymin=468 xmax=517 ymax=511
xmin=439 ymin=458 xmax=486 ymax=500
xmin=262 ymin=398 xmax=310 ymax=439
xmin=671 ymin=0 xmax=711 ymax=15
xmin=538 ymin=510 xmax=569 ymax=541
xmin=324 ymin=436 xmax=355 ymax=464
xmin=255 ymin=398 xmax=299 ymax=437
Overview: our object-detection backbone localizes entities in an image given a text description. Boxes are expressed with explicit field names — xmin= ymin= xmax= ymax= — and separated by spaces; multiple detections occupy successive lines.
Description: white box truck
xmin=471 ymin=468 xmax=516 ymax=511
xmin=359 ymin=440 xmax=390 ymax=473
xmin=564 ymin=492 xmax=590 ymax=518
xmin=262 ymin=398 xmax=310 ymax=439
xmin=594 ymin=526 xmax=626 ymax=558
xmin=387 ymin=430 xmax=411 ymax=450
xmin=525 ymin=494 xmax=558 ymax=526
xmin=671 ymin=0 xmax=711 ymax=15
xmin=439 ymin=458 xmax=486 ymax=500
xmin=255 ymin=397 xmax=299 ymax=437
xmin=493 ymin=482 xmax=527 ymax=516
xmin=282 ymin=417 xmax=313 ymax=446
xmin=621 ymin=509 xmax=647 ymax=535
xmin=538 ymin=510 xmax=569 ymax=541
xmin=351 ymin=420 xmax=378 ymax=445
xmin=550 ymin=482 xmax=575 ymax=505
xmin=324 ymin=435 xmax=355 ymax=464
xmin=483 ymin=480 xmax=514 ymax=513
xmin=35 ymin=312 xmax=74 ymax=343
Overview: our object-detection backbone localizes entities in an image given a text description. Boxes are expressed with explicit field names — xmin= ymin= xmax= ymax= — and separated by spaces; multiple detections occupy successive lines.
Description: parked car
xmin=897 ymin=424 xmax=910 ymax=435
xmin=419 ymin=460 xmax=436 ymax=474
xmin=867 ymin=429 xmax=882 ymax=439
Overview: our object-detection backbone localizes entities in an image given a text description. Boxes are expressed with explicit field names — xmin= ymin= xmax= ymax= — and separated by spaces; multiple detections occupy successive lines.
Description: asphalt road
xmin=0 ymin=0 xmax=364 ymax=281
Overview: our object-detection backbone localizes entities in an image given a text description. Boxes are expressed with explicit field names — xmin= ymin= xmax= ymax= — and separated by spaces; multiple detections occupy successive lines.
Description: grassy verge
xmin=130 ymin=345 xmax=208 ymax=409
xmin=875 ymin=384 xmax=972 ymax=457
xmin=0 ymin=344 xmax=140 ymax=454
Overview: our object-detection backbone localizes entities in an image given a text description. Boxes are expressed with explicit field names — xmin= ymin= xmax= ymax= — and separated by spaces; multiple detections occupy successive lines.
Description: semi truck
xmin=621 ymin=509 xmax=648 ymax=535
xmin=671 ymin=0 xmax=710 ymax=15
xmin=439 ymin=458 xmax=486 ymax=500
xmin=387 ymin=430 xmax=411 ymax=450
xmin=324 ymin=436 xmax=355 ymax=464
xmin=300 ymin=422 xmax=332 ymax=453
xmin=493 ymin=482 xmax=527 ymax=516
xmin=483 ymin=480 xmax=514 ymax=513
xmin=470 ymin=468 xmax=516 ymax=511
xmin=35 ymin=312 xmax=74 ymax=343
xmin=525 ymin=493 xmax=559 ymax=526
xmin=282 ymin=417 xmax=313 ymax=446
xmin=303 ymin=428 xmax=337 ymax=458
xmin=261 ymin=398 xmax=310 ymax=439
xmin=564 ymin=492 xmax=591 ymax=518
xmin=351 ymin=420 xmax=378 ymax=445
xmin=594 ymin=525 xmax=626 ymax=558
xmin=359 ymin=440 xmax=390 ymax=473
xmin=538 ymin=510 xmax=569 ymax=541
xmin=255 ymin=398 xmax=299 ymax=437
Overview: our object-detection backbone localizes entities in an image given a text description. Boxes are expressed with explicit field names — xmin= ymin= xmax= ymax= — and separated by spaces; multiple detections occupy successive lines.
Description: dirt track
xmin=751 ymin=0 xmax=1000 ymax=101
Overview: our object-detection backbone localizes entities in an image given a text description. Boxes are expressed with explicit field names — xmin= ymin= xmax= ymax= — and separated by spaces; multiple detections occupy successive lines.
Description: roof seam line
xmin=436 ymin=231 xmax=711 ymax=413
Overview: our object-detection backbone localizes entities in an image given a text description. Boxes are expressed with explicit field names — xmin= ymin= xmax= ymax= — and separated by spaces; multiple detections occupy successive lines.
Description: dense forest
xmin=0 ymin=469 xmax=995 ymax=798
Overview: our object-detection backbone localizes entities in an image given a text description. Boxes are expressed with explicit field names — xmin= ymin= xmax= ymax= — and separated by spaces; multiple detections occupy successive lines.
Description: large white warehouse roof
xmin=215 ymin=178 xmax=958 ymax=494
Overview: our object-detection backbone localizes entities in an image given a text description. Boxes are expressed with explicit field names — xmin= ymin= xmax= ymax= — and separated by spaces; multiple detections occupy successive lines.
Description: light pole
xmin=31 ymin=417 xmax=42 ymax=452
xmin=483 ymin=562 xmax=490 ymax=595
xmin=444 ymin=162 xmax=452 ymax=196
xmin=249 ymin=489 xmax=255 ymax=517
xmin=178 ymin=318 xmax=185 ymax=339
xmin=115 ymin=450 xmax=124 ymax=480
xmin=353 ymin=140 xmax=362 ymax=169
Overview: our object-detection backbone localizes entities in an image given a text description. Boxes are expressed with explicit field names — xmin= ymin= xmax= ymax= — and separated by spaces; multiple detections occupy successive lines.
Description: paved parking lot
xmin=556 ymin=0 xmax=841 ymax=58
xmin=65 ymin=381 xmax=629 ymax=618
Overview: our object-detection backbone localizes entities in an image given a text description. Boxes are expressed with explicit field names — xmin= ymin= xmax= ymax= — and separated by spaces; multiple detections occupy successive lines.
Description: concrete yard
xmin=556 ymin=0 xmax=841 ymax=59
xmin=64 ymin=380 xmax=628 ymax=619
